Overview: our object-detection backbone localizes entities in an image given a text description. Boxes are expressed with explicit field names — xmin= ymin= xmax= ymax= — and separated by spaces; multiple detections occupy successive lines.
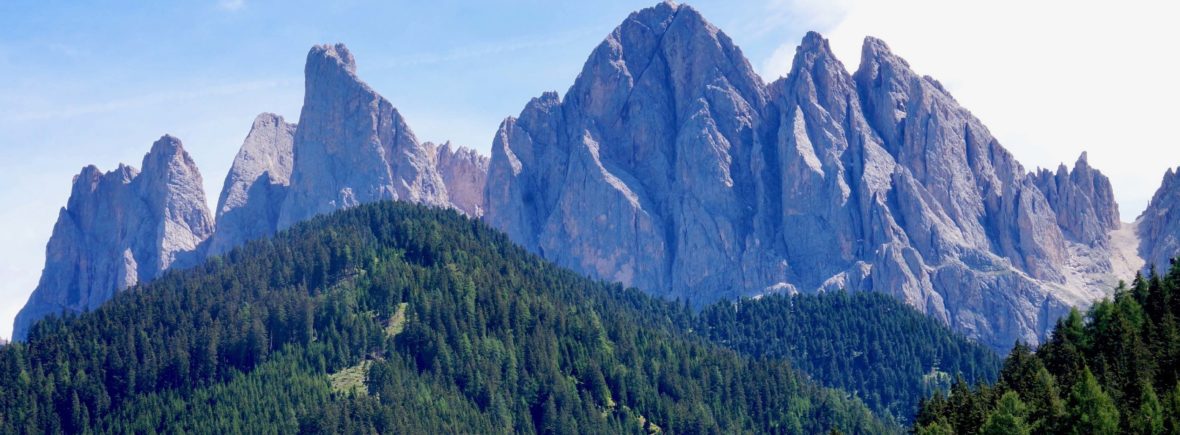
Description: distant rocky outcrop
xmin=13 ymin=136 xmax=214 ymax=340
xmin=14 ymin=44 xmax=491 ymax=340
xmin=1138 ymin=167 xmax=1180 ymax=273
xmin=208 ymin=113 xmax=296 ymax=255
xmin=277 ymin=43 xmax=451 ymax=230
xmin=217 ymin=45 xmax=488 ymax=250
xmin=1032 ymin=153 xmax=1120 ymax=246
xmin=429 ymin=141 xmax=489 ymax=217
xmin=223 ymin=43 xmax=488 ymax=238
xmin=483 ymin=2 xmax=1127 ymax=350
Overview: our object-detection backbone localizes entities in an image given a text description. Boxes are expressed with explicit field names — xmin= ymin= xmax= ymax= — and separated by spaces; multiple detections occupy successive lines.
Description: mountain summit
xmin=13 ymin=136 xmax=214 ymax=340
xmin=483 ymin=2 xmax=1130 ymax=350
xmin=1137 ymin=167 xmax=1180 ymax=272
xmin=277 ymin=43 xmax=452 ymax=229
xmin=14 ymin=44 xmax=488 ymax=340
xmin=207 ymin=113 xmax=296 ymax=256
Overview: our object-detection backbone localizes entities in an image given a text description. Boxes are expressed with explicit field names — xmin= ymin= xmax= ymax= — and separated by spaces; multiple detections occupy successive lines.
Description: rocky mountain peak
xmin=1033 ymin=152 xmax=1120 ymax=245
xmin=798 ymin=31 xmax=833 ymax=56
xmin=308 ymin=43 xmax=356 ymax=75
xmin=1138 ymin=166 xmax=1180 ymax=272
xmin=141 ymin=135 xmax=207 ymax=202
xmin=216 ymin=113 xmax=296 ymax=214
xmin=568 ymin=1 xmax=764 ymax=126
xmin=780 ymin=31 xmax=859 ymax=121
xmin=137 ymin=135 xmax=214 ymax=272
xmin=859 ymin=36 xmax=909 ymax=68
xmin=71 ymin=165 xmax=104 ymax=192
xmin=278 ymin=42 xmax=450 ymax=229
xmin=208 ymin=113 xmax=296 ymax=255
xmin=147 ymin=133 xmax=184 ymax=157
xmin=789 ymin=32 xmax=848 ymax=84
xmin=13 ymin=135 xmax=213 ymax=340
xmin=427 ymin=141 xmax=489 ymax=217
xmin=484 ymin=5 xmax=1131 ymax=351
xmin=15 ymin=42 xmax=495 ymax=340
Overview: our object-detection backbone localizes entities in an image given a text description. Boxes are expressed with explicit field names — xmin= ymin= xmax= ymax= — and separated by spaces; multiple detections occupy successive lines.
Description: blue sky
xmin=1 ymin=0 xmax=1178 ymax=339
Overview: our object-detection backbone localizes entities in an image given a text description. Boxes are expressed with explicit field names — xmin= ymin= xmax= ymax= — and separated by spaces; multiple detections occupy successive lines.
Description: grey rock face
xmin=277 ymin=43 xmax=450 ymax=229
xmin=1138 ymin=168 xmax=1180 ymax=272
xmin=489 ymin=2 xmax=769 ymax=301
xmin=428 ymin=141 xmax=489 ymax=217
xmin=15 ymin=43 xmax=494 ymax=340
xmin=483 ymin=3 xmax=1125 ymax=350
xmin=216 ymin=45 xmax=491 ymax=250
xmin=1033 ymin=152 xmax=1120 ymax=246
xmin=208 ymin=113 xmax=296 ymax=255
xmin=13 ymin=136 xmax=213 ymax=340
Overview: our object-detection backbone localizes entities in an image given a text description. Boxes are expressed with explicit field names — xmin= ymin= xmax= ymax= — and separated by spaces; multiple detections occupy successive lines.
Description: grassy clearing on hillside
xmin=329 ymin=360 xmax=373 ymax=396
xmin=329 ymin=303 xmax=410 ymax=396
xmin=386 ymin=302 xmax=408 ymax=337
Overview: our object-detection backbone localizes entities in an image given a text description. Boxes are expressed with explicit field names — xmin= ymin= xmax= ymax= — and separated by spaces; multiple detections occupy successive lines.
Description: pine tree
xmin=1131 ymin=382 xmax=1164 ymax=435
xmin=1042 ymin=308 xmax=1087 ymax=389
xmin=539 ymin=394 xmax=559 ymax=435
xmin=999 ymin=342 xmax=1041 ymax=395
xmin=1164 ymin=383 xmax=1180 ymax=434
xmin=914 ymin=419 xmax=953 ymax=435
xmin=1026 ymin=366 xmax=1065 ymax=433
xmin=1068 ymin=367 xmax=1120 ymax=435
xmin=979 ymin=391 xmax=1030 ymax=435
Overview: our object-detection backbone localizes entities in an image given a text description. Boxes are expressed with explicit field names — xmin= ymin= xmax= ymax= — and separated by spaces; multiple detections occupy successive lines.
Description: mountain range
xmin=13 ymin=2 xmax=1180 ymax=352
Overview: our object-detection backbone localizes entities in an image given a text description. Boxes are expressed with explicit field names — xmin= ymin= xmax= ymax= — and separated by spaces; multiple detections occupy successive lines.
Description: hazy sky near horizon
xmin=1 ymin=0 xmax=1177 ymax=339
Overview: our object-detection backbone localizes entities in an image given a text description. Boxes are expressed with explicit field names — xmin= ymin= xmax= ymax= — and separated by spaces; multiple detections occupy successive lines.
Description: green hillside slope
xmin=0 ymin=202 xmax=893 ymax=434
xmin=697 ymin=291 xmax=1001 ymax=423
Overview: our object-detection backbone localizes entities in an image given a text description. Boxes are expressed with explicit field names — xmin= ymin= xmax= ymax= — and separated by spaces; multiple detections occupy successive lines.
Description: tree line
xmin=915 ymin=263 xmax=1180 ymax=434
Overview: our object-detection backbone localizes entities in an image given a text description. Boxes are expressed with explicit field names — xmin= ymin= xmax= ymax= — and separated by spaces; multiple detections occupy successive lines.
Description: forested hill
xmin=697 ymin=292 xmax=1001 ymax=423
xmin=915 ymin=265 xmax=1180 ymax=434
xmin=0 ymin=201 xmax=893 ymax=433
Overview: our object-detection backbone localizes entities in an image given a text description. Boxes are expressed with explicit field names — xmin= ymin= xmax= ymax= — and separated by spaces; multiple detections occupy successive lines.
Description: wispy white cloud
xmin=45 ymin=43 xmax=85 ymax=59
xmin=217 ymin=0 xmax=245 ymax=12
xmin=1 ymin=78 xmax=297 ymax=123
xmin=750 ymin=0 xmax=852 ymax=38
xmin=755 ymin=0 xmax=854 ymax=78
xmin=372 ymin=29 xmax=593 ymax=70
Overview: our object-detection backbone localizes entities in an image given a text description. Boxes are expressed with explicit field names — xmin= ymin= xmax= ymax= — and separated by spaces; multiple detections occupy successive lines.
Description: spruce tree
xmin=914 ymin=419 xmax=954 ymax=435
xmin=1026 ymin=366 xmax=1065 ymax=433
xmin=979 ymin=391 xmax=1030 ymax=435
xmin=1068 ymin=367 xmax=1119 ymax=435
xmin=1131 ymin=382 xmax=1164 ymax=435
xmin=1164 ymin=383 xmax=1180 ymax=434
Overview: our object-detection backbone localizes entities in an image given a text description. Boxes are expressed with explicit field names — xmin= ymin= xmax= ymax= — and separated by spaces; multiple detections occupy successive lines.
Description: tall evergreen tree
xmin=914 ymin=419 xmax=954 ymax=435
xmin=1131 ymin=382 xmax=1165 ymax=435
xmin=1025 ymin=366 xmax=1066 ymax=433
xmin=1068 ymin=368 xmax=1120 ymax=435
xmin=1164 ymin=383 xmax=1180 ymax=434
xmin=979 ymin=391 xmax=1030 ymax=435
